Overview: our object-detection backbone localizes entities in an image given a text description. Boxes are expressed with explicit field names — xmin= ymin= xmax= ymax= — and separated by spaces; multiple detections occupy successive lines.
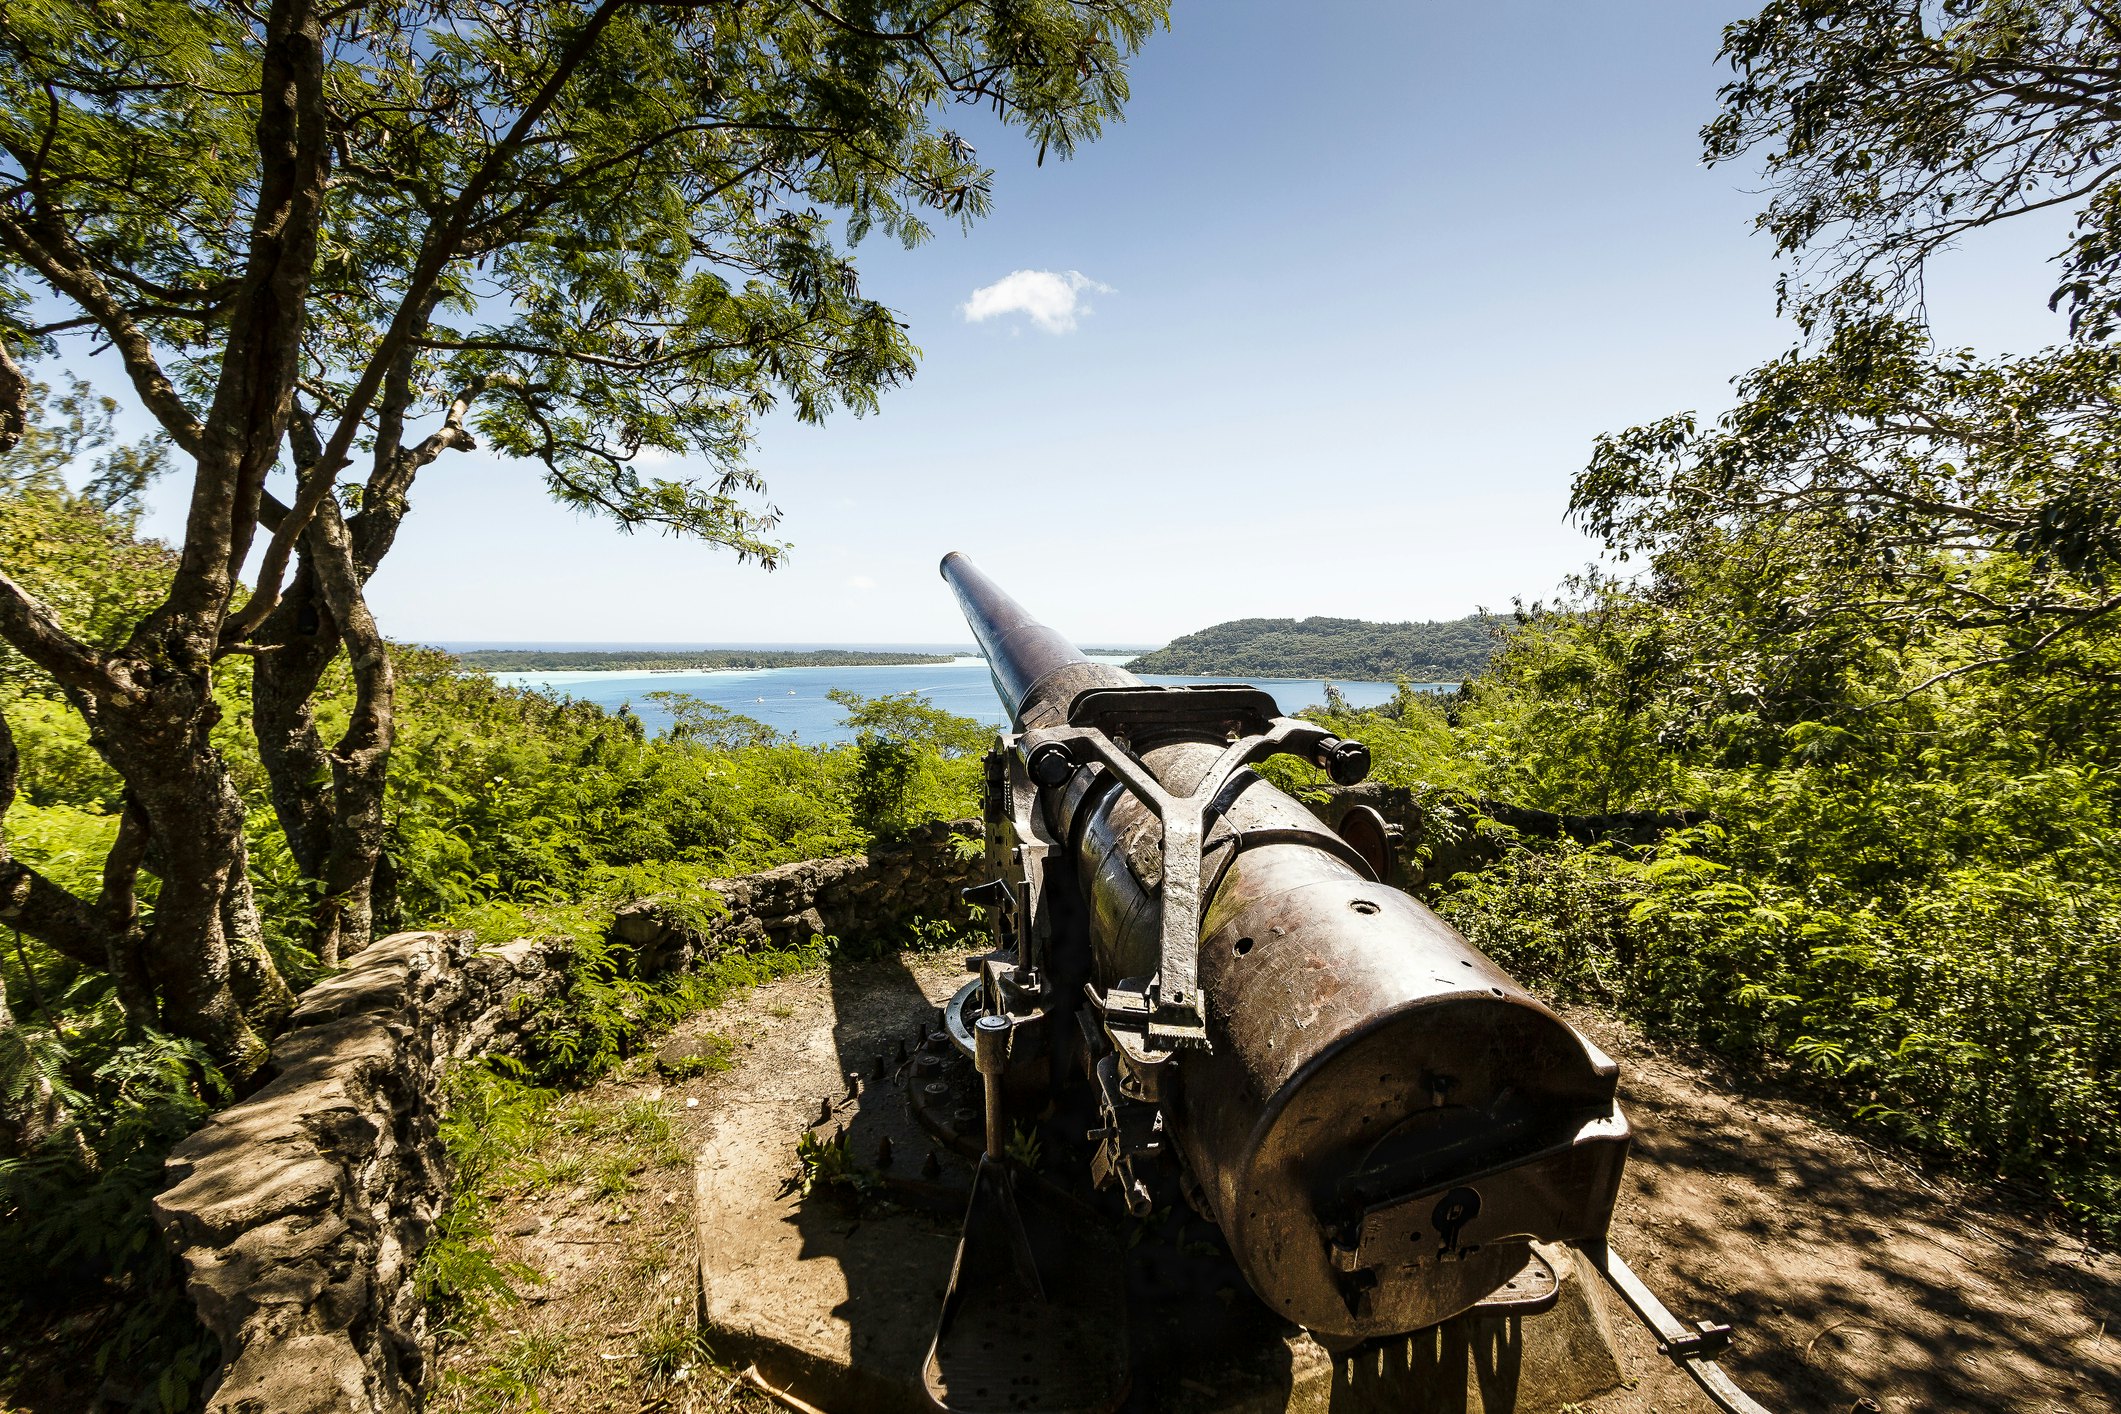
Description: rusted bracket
xmin=1579 ymin=1241 xmax=1776 ymax=1414
xmin=972 ymin=734 xmax=1063 ymax=989
xmin=1022 ymin=710 xmax=1368 ymax=1054
xmin=1085 ymin=1053 xmax=1163 ymax=1216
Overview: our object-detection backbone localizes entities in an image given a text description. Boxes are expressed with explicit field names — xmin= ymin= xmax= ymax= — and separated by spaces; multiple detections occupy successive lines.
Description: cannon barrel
xmin=941 ymin=549 xmax=1139 ymax=729
xmin=938 ymin=554 xmax=1630 ymax=1340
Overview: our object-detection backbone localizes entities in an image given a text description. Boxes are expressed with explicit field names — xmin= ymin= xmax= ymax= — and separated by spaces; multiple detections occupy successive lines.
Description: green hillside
xmin=1127 ymin=615 xmax=1499 ymax=680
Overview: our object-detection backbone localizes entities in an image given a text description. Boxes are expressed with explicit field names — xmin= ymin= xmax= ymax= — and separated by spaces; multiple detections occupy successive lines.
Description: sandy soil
xmin=430 ymin=962 xmax=2121 ymax=1414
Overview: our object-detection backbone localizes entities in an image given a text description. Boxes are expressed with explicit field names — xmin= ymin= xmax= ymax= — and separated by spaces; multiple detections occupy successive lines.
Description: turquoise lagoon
xmin=486 ymin=656 xmax=1443 ymax=744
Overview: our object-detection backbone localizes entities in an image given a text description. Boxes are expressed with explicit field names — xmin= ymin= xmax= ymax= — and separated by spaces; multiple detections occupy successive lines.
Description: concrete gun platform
xmin=692 ymin=955 xmax=1627 ymax=1414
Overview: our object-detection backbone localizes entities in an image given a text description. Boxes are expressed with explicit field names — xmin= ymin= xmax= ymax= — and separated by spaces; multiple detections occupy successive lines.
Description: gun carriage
xmin=847 ymin=555 xmax=1775 ymax=1414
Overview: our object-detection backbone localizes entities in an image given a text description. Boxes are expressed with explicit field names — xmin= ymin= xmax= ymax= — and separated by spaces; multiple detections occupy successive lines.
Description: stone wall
xmin=153 ymin=820 xmax=984 ymax=1414
xmin=153 ymin=932 xmax=565 ymax=1414
xmin=611 ymin=817 xmax=986 ymax=971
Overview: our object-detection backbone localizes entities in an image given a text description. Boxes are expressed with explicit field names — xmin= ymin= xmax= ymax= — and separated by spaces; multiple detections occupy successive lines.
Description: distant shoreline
xmin=454 ymin=648 xmax=965 ymax=672
xmin=487 ymin=657 xmax=994 ymax=681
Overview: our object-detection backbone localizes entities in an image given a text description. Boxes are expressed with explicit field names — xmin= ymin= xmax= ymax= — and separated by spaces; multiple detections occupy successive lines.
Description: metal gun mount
xmin=915 ymin=553 xmax=1774 ymax=1414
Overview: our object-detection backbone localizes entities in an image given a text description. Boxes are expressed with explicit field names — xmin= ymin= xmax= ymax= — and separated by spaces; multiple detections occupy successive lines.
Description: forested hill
xmin=1126 ymin=615 xmax=1498 ymax=680
xmin=452 ymin=648 xmax=958 ymax=672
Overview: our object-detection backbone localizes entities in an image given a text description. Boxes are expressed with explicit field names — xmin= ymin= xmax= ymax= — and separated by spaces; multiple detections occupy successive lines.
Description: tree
xmin=643 ymin=691 xmax=784 ymax=749
xmin=0 ymin=0 xmax=1165 ymax=1072
xmin=1567 ymin=3 xmax=2121 ymax=717
xmin=1575 ymin=318 xmax=2121 ymax=704
xmin=828 ymin=687 xmax=985 ymax=837
xmin=1708 ymin=0 xmax=2121 ymax=335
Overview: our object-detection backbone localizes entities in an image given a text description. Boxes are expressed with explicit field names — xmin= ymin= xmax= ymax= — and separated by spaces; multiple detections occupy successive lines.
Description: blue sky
xmin=131 ymin=2 xmax=2081 ymax=646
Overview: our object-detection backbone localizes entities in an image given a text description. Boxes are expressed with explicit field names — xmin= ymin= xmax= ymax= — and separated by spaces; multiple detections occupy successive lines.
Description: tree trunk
xmin=222 ymin=815 xmax=292 ymax=1025
xmin=252 ymin=561 xmax=339 ymax=883
xmin=99 ymin=799 xmax=157 ymax=1036
xmin=252 ymin=502 xmax=394 ymax=966
xmin=96 ymin=668 xmax=291 ymax=1077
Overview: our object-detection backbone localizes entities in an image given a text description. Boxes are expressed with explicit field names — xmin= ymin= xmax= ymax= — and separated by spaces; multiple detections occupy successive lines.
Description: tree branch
xmin=349 ymin=374 xmax=504 ymax=574
xmin=0 ymin=571 xmax=122 ymax=698
xmin=182 ymin=0 xmax=334 ymax=616
xmin=0 ymin=207 xmax=207 ymax=460
xmin=0 ymin=335 xmax=24 ymax=456
xmin=0 ymin=710 xmax=112 ymax=972
xmin=226 ymin=0 xmax=628 ymax=645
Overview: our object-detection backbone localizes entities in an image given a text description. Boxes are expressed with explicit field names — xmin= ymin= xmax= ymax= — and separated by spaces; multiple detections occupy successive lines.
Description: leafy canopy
xmin=1710 ymin=0 xmax=2121 ymax=335
xmin=0 ymin=0 xmax=1167 ymax=554
xmin=1576 ymin=317 xmax=2121 ymax=708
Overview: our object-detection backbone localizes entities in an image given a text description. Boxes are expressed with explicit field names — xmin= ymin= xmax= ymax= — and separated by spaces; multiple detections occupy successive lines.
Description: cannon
xmin=916 ymin=553 xmax=1772 ymax=1414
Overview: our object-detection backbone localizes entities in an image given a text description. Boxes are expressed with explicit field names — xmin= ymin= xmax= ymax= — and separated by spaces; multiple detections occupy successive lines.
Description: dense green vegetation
xmin=453 ymin=648 xmax=959 ymax=672
xmin=1128 ymin=614 xmax=1497 ymax=680
xmin=13 ymin=1 xmax=2121 ymax=1406
xmin=0 ymin=435 xmax=987 ymax=1405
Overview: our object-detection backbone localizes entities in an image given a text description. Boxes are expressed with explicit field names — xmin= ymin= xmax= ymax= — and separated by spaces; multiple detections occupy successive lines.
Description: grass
xmin=654 ymin=1033 xmax=735 ymax=1080
xmin=435 ymin=1330 xmax=568 ymax=1413
xmin=523 ymin=1152 xmax=587 ymax=1189
xmin=422 ymin=918 xmax=978 ymax=1412
xmin=422 ymin=1081 xmax=701 ymax=1410
xmin=634 ymin=1311 xmax=708 ymax=1385
xmin=418 ymin=1080 xmax=692 ymax=1316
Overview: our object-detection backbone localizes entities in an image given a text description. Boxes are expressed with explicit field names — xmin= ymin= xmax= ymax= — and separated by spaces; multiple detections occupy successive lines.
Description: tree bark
xmin=253 ymin=564 xmax=339 ymax=884
xmin=221 ymin=812 xmax=292 ymax=1025
xmin=295 ymin=496 xmax=393 ymax=967
xmin=1 ymin=596 xmax=295 ymax=1072
xmin=0 ymin=336 xmax=26 ymax=456
xmin=98 ymin=799 xmax=157 ymax=1036
xmin=96 ymin=686 xmax=282 ymax=1073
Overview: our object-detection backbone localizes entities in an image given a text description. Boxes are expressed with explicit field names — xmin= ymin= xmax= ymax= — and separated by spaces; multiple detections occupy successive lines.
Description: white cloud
xmin=961 ymin=269 xmax=1113 ymax=334
xmin=846 ymin=575 xmax=877 ymax=591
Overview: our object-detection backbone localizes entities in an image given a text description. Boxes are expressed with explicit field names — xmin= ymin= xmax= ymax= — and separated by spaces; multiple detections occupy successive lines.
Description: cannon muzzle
xmin=941 ymin=551 xmax=1139 ymax=728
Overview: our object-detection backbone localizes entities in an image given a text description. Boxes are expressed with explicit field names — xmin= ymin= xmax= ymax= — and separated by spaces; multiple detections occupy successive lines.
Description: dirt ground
xmin=431 ymin=961 xmax=2121 ymax=1414
xmin=1569 ymin=1004 xmax=2121 ymax=1414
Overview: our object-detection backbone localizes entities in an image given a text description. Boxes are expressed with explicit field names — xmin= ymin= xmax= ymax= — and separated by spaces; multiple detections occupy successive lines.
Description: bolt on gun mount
xmin=922 ymin=553 xmax=1773 ymax=1414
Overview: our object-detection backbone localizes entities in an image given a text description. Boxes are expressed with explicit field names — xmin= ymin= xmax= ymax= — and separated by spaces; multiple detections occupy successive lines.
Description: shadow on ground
xmin=1580 ymin=1005 xmax=2121 ymax=1414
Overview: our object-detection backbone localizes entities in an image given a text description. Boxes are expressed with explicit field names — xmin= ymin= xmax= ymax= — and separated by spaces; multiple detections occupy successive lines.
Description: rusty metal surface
xmin=935 ymin=553 xmax=1636 ymax=1358
xmin=1335 ymin=804 xmax=1396 ymax=882
xmin=1582 ymin=1242 xmax=1777 ymax=1414
xmin=1151 ymin=835 xmax=1627 ymax=1337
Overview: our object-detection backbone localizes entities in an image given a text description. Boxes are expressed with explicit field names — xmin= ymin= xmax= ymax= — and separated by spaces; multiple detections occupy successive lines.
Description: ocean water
xmin=487 ymin=656 xmax=1445 ymax=744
